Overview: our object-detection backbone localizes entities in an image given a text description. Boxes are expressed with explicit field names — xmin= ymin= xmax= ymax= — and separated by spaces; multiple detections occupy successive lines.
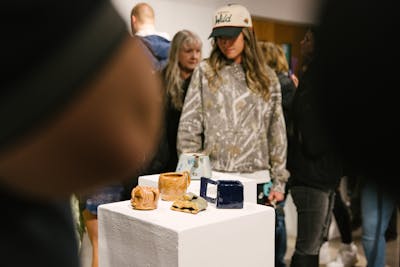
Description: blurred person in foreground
xmin=0 ymin=1 xmax=162 ymax=267
xmin=314 ymin=0 xmax=398 ymax=266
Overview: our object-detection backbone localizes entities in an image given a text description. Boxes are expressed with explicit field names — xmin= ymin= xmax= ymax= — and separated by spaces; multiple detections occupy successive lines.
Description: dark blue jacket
xmin=140 ymin=35 xmax=170 ymax=71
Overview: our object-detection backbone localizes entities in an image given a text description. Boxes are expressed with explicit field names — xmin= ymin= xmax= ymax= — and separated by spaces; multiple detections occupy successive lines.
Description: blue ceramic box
xmin=200 ymin=177 xmax=244 ymax=209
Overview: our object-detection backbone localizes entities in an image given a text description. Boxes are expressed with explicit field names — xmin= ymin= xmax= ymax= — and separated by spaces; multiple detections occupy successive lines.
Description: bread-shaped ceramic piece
xmin=131 ymin=185 xmax=159 ymax=210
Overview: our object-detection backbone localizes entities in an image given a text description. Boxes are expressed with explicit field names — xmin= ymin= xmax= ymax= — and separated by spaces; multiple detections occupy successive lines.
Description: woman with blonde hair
xmin=177 ymin=4 xmax=289 ymax=206
xmin=162 ymin=29 xmax=202 ymax=170
xmin=260 ymin=41 xmax=296 ymax=124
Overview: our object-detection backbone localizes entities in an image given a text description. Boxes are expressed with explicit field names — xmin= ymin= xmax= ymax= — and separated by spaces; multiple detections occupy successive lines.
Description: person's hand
xmin=291 ymin=73 xmax=299 ymax=88
xmin=268 ymin=190 xmax=285 ymax=206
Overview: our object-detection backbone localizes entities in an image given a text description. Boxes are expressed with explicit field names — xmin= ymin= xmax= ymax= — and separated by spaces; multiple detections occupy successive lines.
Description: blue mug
xmin=200 ymin=177 xmax=243 ymax=209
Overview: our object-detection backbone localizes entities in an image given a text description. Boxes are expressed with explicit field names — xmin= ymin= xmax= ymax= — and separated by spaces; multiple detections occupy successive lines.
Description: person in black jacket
xmin=287 ymin=27 xmax=343 ymax=267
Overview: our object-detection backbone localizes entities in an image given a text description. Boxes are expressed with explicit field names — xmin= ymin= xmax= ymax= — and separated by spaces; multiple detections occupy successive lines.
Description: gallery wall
xmin=111 ymin=0 xmax=319 ymax=56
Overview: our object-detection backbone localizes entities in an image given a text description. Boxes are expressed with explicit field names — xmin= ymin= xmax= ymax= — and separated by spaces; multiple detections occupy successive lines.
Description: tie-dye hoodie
xmin=177 ymin=60 xmax=289 ymax=193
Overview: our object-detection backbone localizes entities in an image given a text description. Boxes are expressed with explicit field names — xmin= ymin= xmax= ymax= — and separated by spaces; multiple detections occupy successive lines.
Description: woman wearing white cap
xmin=177 ymin=4 xmax=289 ymax=209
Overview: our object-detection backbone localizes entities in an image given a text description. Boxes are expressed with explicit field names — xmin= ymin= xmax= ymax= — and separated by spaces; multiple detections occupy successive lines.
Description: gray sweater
xmin=177 ymin=60 xmax=289 ymax=193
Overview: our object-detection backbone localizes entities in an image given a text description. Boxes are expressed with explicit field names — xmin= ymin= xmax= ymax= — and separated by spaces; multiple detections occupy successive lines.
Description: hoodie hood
xmin=141 ymin=35 xmax=170 ymax=70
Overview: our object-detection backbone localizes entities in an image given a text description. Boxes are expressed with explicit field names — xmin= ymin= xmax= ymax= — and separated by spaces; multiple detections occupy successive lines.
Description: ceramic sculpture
xmin=200 ymin=177 xmax=244 ymax=209
xmin=171 ymin=192 xmax=208 ymax=214
xmin=131 ymin=185 xmax=159 ymax=210
xmin=158 ymin=171 xmax=191 ymax=201
xmin=176 ymin=153 xmax=212 ymax=180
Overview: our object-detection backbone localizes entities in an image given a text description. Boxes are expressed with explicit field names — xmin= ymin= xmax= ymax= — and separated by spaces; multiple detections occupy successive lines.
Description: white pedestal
xmin=138 ymin=171 xmax=258 ymax=203
xmin=98 ymin=200 xmax=275 ymax=267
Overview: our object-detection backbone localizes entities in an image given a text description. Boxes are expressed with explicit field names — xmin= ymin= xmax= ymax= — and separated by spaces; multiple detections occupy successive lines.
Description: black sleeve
xmin=279 ymin=73 xmax=296 ymax=122
xmin=294 ymin=69 xmax=332 ymax=158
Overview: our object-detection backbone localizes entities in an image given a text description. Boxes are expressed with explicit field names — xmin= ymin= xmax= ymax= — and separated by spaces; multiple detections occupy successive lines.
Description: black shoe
xmin=290 ymin=253 xmax=319 ymax=267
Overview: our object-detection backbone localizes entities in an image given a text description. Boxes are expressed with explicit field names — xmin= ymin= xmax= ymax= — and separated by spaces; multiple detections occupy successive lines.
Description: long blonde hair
xmin=205 ymin=28 xmax=271 ymax=101
xmin=260 ymin=41 xmax=289 ymax=74
xmin=163 ymin=30 xmax=202 ymax=110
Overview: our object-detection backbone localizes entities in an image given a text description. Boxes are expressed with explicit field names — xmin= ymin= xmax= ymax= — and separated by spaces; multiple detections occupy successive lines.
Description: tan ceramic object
xmin=131 ymin=185 xmax=160 ymax=210
xmin=158 ymin=171 xmax=191 ymax=201
xmin=171 ymin=192 xmax=208 ymax=214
